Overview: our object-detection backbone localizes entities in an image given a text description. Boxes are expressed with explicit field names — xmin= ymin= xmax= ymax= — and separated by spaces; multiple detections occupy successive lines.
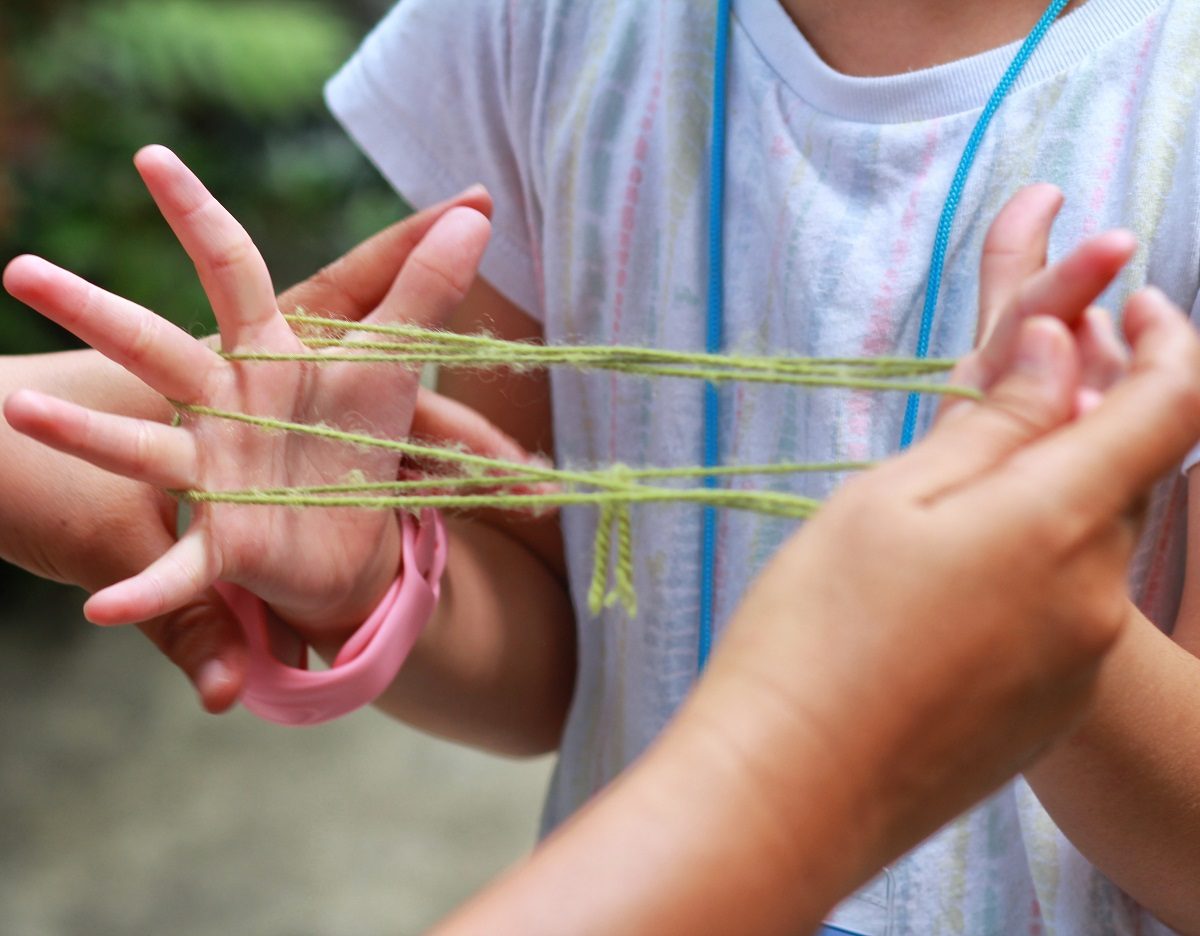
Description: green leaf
xmin=23 ymin=0 xmax=355 ymax=120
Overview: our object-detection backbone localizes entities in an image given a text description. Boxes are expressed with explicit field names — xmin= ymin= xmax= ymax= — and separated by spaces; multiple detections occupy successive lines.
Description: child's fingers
xmin=931 ymin=349 xmax=990 ymax=426
xmin=974 ymin=289 xmax=1200 ymax=532
xmin=941 ymin=230 xmax=1139 ymax=426
xmin=1077 ymin=306 xmax=1129 ymax=390
xmin=887 ymin=317 xmax=1079 ymax=499
xmin=3 ymin=390 xmax=197 ymax=489
xmin=277 ymin=185 xmax=494 ymax=321
xmin=977 ymin=184 xmax=1063 ymax=343
xmin=978 ymin=229 xmax=1136 ymax=376
xmin=937 ymin=185 xmax=1063 ymax=427
xmin=357 ymin=207 xmax=492 ymax=339
xmin=3 ymin=255 xmax=220 ymax=403
xmin=84 ymin=528 xmax=221 ymax=626
xmin=1072 ymin=306 xmax=1129 ymax=416
xmin=411 ymin=387 xmax=533 ymax=466
xmin=137 ymin=593 xmax=249 ymax=714
xmin=133 ymin=145 xmax=280 ymax=350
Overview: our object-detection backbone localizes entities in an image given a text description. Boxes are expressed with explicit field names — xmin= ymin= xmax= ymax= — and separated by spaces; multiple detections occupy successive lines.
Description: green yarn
xmin=219 ymin=315 xmax=970 ymax=398
xmin=175 ymin=315 xmax=977 ymax=615
xmin=589 ymin=502 xmax=618 ymax=614
xmin=172 ymin=405 xmax=825 ymax=518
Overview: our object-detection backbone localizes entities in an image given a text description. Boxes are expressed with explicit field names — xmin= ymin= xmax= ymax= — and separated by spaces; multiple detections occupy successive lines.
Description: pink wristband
xmin=214 ymin=509 xmax=447 ymax=726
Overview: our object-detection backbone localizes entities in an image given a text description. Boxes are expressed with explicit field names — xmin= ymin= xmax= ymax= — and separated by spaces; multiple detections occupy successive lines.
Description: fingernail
xmin=196 ymin=658 xmax=233 ymax=703
xmin=1105 ymin=228 xmax=1138 ymax=252
xmin=1141 ymin=285 xmax=1170 ymax=306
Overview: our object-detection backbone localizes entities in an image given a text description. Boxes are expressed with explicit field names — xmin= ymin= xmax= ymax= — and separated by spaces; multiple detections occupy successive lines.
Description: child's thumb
xmin=356 ymin=206 xmax=492 ymax=337
xmin=137 ymin=592 xmax=248 ymax=714
xmin=888 ymin=316 xmax=1079 ymax=498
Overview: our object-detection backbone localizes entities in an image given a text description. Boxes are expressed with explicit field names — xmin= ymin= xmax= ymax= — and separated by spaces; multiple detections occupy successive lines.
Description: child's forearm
xmin=303 ymin=514 xmax=577 ymax=756
xmin=0 ymin=349 xmax=176 ymax=589
xmin=433 ymin=683 xmax=860 ymax=936
xmin=435 ymin=294 xmax=1200 ymax=936
xmin=289 ymin=269 xmax=576 ymax=753
xmin=0 ymin=349 xmax=254 ymax=710
xmin=1024 ymin=608 xmax=1200 ymax=933
xmin=1 ymin=351 xmax=577 ymax=749
xmin=367 ymin=273 xmax=576 ymax=753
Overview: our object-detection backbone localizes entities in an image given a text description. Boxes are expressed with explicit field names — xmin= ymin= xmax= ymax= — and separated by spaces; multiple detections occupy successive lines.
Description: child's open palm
xmin=3 ymin=146 xmax=493 ymax=635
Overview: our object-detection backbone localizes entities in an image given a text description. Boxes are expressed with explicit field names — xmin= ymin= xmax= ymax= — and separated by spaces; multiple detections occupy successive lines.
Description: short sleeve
xmin=325 ymin=0 xmax=543 ymax=319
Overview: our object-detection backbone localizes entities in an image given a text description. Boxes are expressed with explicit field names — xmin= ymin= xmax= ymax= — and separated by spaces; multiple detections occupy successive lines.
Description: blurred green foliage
xmin=0 ymin=0 xmax=400 ymax=603
xmin=1 ymin=0 xmax=403 ymax=354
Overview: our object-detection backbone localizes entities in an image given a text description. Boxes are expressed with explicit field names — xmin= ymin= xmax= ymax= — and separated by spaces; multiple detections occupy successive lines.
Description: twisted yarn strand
xmin=175 ymin=315 xmax=978 ymax=614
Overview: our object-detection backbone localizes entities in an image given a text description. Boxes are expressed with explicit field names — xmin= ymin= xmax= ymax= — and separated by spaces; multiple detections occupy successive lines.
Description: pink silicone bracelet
xmin=214 ymin=509 xmax=447 ymax=726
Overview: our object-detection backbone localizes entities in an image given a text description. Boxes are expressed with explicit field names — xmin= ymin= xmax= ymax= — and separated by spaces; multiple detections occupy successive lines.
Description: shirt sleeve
xmin=325 ymin=0 xmax=543 ymax=319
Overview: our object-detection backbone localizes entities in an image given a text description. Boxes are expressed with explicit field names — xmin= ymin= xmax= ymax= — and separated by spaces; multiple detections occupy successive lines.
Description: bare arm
xmin=0 ymin=349 xmax=174 ymax=588
xmin=325 ymin=277 xmax=575 ymax=755
xmin=435 ymin=290 xmax=1200 ymax=936
xmin=964 ymin=187 xmax=1200 ymax=932
xmin=1024 ymin=507 xmax=1200 ymax=934
xmin=0 ymin=349 xmax=253 ymax=708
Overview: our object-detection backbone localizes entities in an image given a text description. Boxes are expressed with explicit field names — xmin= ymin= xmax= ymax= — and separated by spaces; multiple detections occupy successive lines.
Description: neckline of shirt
xmin=733 ymin=0 xmax=1168 ymax=123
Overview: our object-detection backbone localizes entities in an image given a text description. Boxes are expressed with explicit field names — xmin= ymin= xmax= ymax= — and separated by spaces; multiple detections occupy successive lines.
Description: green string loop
xmin=173 ymin=315 xmax=977 ymax=616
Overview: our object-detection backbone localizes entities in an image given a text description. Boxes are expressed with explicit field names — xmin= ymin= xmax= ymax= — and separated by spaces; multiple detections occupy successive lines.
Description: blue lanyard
xmin=900 ymin=0 xmax=1073 ymax=449
xmin=698 ymin=0 xmax=733 ymax=671
xmin=698 ymin=0 xmax=1070 ymax=672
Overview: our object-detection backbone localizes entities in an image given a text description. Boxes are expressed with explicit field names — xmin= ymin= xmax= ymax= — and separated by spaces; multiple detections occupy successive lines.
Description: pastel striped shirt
xmin=328 ymin=1 xmax=1200 ymax=931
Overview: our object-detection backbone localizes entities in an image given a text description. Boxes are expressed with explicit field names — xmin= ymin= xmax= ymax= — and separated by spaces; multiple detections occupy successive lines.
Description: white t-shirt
xmin=327 ymin=1 xmax=1199 ymax=932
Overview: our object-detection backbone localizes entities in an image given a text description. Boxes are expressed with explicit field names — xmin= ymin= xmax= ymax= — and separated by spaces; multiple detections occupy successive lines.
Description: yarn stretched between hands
xmin=172 ymin=313 xmax=973 ymax=615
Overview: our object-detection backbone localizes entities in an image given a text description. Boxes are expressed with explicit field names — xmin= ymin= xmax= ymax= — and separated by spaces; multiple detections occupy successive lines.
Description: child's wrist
xmin=273 ymin=519 xmax=406 ymax=648
xmin=214 ymin=509 xmax=447 ymax=725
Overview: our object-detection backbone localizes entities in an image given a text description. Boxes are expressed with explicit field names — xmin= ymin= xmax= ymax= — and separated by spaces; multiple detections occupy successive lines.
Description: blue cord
xmin=898 ymin=0 xmax=1071 ymax=449
xmin=698 ymin=0 xmax=732 ymax=672
xmin=699 ymin=0 xmax=1068 ymax=670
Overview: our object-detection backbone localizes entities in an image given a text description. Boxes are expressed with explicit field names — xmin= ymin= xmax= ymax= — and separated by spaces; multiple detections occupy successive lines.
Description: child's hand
xmin=701 ymin=288 xmax=1200 ymax=877
xmin=943 ymin=184 xmax=1133 ymax=420
xmin=3 ymin=146 xmax=494 ymax=639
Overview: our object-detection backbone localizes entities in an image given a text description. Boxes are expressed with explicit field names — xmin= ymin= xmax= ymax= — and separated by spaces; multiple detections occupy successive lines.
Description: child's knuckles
xmin=146 ymin=599 xmax=234 ymax=676
xmin=300 ymin=262 xmax=353 ymax=310
xmin=405 ymin=249 xmax=473 ymax=308
xmin=125 ymin=314 xmax=159 ymax=368
xmin=822 ymin=472 xmax=917 ymax=558
xmin=1029 ymin=492 xmax=1097 ymax=560
xmin=825 ymin=468 xmax=890 ymax=516
xmin=941 ymin=394 xmax=1055 ymax=471
xmin=1058 ymin=583 xmax=1126 ymax=664
xmin=1124 ymin=364 xmax=1200 ymax=470
xmin=128 ymin=421 xmax=158 ymax=478
xmin=203 ymin=229 xmax=257 ymax=277
xmin=987 ymin=456 xmax=1089 ymax=557
xmin=1034 ymin=530 xmax=1130 ymax=662
xmin=984 ymin=374 xmax=1068 ymax=440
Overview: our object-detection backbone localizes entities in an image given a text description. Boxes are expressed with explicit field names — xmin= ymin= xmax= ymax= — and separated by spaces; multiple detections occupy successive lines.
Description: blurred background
xmin=0 ymin=2 xmax=553 ymax=933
